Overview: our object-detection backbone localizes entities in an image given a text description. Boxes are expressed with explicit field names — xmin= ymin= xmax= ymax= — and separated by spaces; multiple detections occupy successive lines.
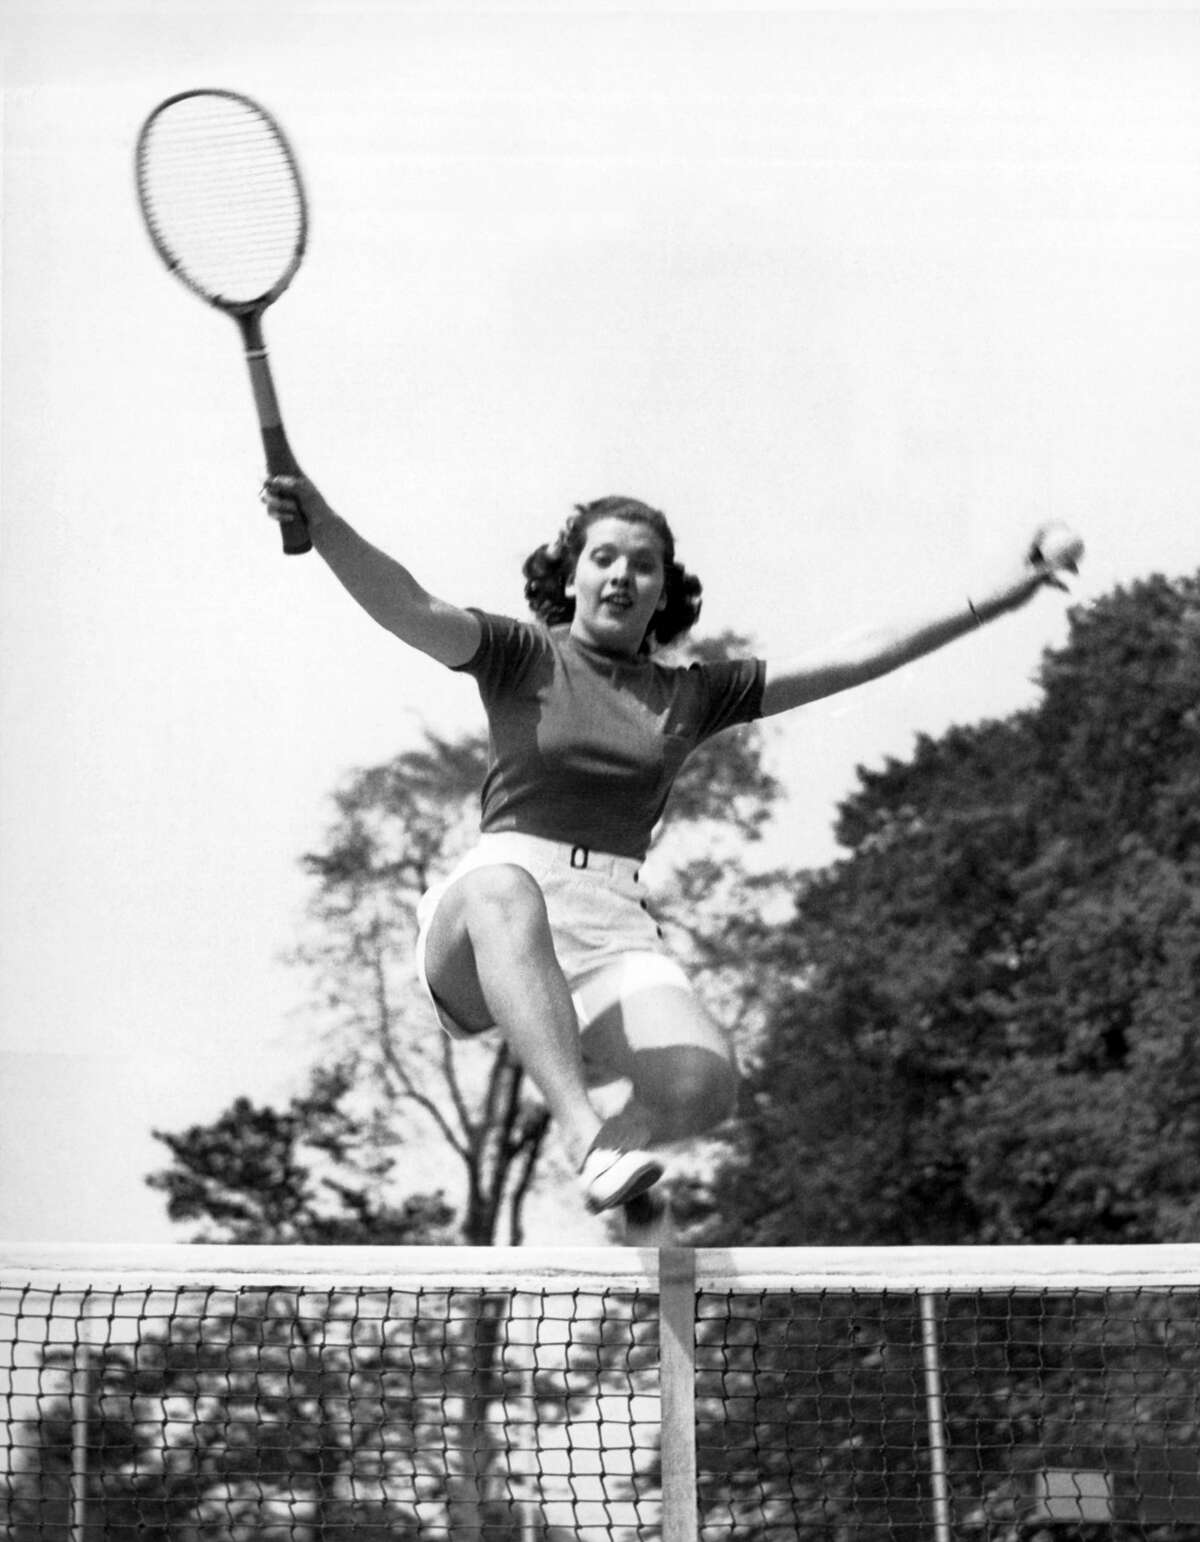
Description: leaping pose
xmin=262 ymin=477 xmax=1082 ymax=1232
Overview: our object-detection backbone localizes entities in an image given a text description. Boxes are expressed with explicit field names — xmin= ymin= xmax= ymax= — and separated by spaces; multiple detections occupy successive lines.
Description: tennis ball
xmin=1032 ymin=522 xmax=1085 ymax=575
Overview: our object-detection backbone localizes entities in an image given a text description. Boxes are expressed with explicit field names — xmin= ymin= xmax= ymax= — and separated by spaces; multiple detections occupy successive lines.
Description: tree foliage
xmin=145 ymin=729 xmax=550 ymax=1247
xmin=289 ymin=728 xmax=551 ymax=1246
xmin=146 ymin=1066 xmax=456 ymax=1245
xmin=704 ymin=573 xmax=1200 ymax=1247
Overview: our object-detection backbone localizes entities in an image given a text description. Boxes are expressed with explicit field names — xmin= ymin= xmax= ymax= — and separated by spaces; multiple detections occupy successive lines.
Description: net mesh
xmin=1 ymin=1277 xmax=659 ymax=1541
xmin=697 ymin=1281 xmax=1200 ymax=1541
xmin=4 ymin=1250 xmax=1200 ymax=1541
xmin=136 ymin=91 xmax=306 ymax=307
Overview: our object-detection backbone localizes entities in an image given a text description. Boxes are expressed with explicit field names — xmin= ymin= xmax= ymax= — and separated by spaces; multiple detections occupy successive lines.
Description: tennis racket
xmin=135 ymin=88 xmax=312 ymax=555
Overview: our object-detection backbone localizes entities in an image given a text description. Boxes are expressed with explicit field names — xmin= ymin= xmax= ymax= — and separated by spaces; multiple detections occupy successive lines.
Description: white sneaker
xmin=579 ymin=1140 xmax=663 ymax=1214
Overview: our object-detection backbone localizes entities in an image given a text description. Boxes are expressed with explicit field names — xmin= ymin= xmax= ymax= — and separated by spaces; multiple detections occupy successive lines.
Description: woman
xmin=262 ymin=476 xmax=1082 ymax=1223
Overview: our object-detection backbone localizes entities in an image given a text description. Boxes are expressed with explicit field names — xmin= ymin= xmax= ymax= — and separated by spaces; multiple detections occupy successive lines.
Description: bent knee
xmin=456 ymin=863 xmax=549 ymax=932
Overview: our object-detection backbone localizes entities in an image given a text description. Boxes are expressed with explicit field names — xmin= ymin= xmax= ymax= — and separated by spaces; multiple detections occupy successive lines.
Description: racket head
xmin=135 ymin=88 xmax=308 ymax=314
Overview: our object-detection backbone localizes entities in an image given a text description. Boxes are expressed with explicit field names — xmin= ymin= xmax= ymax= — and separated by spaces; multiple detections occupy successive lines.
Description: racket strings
xmin=137 ymin=96 xmax=305 ymax=307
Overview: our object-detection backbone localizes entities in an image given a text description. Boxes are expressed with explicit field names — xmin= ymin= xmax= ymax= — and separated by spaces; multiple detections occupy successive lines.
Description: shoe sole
xmin=583 ymin=1155 xmax=664 ymax=1214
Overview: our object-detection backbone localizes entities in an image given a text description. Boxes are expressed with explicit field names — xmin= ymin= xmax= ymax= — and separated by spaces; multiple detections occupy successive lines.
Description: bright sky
xmin=2 ymin=2 xmax=1198 ymax=1247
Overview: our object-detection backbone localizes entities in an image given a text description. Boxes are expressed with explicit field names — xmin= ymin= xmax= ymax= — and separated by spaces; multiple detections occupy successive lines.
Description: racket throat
xmin=235 ymin=310 xmax=310 ymax=554
xmin=237 ymin=312 xmax=282 ymax=429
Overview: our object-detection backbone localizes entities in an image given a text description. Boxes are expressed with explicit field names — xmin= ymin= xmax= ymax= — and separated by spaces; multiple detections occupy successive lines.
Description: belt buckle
xmin=570 ymin=844 xmax=589 ymax=870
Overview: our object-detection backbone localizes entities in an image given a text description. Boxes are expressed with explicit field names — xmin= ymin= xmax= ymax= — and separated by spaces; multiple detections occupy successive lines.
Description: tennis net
xmin=3 ymin=1244 xmax=1200 ymax=1540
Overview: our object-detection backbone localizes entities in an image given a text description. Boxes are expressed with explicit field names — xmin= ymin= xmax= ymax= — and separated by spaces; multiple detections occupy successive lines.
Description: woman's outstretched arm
xmin=262 ymin=473 xmax=481 ymax=667
xmin=760 ymin=522 xmax=1083 ymax=718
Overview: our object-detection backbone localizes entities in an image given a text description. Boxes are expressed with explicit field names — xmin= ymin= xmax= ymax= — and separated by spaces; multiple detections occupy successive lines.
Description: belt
xmin=567 ymin=842 xmax=640 ymax=881
xmin=475 ymin=831 xmax=641 ymax=883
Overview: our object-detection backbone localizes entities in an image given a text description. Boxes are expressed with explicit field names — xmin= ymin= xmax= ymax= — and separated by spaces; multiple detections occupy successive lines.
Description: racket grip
xmin=278 ymin=508 xmax=313 ymax=556
xmin=280 ymin=519 xmax=312 ymax=556
xmin=261 ymin=423 xmax=314 ymax=555
xmin=240 ymin=319 xmax=312 ymax=555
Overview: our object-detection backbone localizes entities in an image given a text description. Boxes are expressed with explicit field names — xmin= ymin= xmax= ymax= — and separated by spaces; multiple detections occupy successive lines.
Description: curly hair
xmin=522 ymin=496 xmax=703 ymax=651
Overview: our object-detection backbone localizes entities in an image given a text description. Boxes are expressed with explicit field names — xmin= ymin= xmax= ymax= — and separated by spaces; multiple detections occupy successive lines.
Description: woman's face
xmin=567 ymin=516 xmax=667 ymax=656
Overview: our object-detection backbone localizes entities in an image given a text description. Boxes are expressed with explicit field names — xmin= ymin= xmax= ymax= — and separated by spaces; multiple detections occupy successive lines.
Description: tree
xmin=145 ymin=728 xmax=550 ymax=1248
xmin=291 ymin=728 xmax=552 ymax=1247
xmin=704 ymin=572 xmax=1200 ymax=1248
xmin=146 ymin=1065 xmax=456 ymax=1245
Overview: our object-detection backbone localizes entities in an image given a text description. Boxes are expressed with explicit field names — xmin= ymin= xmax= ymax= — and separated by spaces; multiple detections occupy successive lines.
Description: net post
xmin=70 ymin=1292 xmax=95 ymax=1542
xmin=919 ymin=1289 xmax=954 ymax=1542
xmin=660 ymin=1246 xmax=698 ymax=1542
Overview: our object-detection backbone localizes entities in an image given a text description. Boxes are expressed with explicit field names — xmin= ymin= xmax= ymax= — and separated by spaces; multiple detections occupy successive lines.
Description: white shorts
xmin=414 ymin=832 xmax=694 ymax=1043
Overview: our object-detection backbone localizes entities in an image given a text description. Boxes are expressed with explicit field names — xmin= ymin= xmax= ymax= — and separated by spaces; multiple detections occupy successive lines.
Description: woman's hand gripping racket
xmin=135 ymin=89 xmax=312 ymax=554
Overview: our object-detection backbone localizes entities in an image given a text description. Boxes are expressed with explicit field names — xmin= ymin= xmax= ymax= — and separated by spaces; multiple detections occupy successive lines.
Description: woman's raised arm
xmin=760 ymin=522 xmax=1083 ymax=718
xmin=262 ymin=474 xmax=481 ymax=668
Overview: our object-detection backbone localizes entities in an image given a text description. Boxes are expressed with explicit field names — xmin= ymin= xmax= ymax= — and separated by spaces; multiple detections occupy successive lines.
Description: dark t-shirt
xmin=453 ymin=611 xmax=766 ymax=859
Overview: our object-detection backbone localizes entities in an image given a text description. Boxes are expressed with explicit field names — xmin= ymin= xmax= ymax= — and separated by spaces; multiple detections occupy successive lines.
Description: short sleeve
xmin=451 ymin=610 xmax=547 ymax=701
xmin=688 ymin=656 xmax=767 ymax=741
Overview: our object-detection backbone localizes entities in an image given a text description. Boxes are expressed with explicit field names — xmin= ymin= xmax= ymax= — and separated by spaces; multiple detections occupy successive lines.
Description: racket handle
xmin=260 ymin=425 xmax=313 ymax=555
xmin=238 ymin=314 xmax=312 ymax=555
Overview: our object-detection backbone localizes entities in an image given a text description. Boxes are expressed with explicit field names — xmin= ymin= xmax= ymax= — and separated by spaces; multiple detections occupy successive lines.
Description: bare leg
xmin=581 ymin=983 xmax=736 ymax=1239
xmin=421 ymin=864 xmax=603 ymax=1164
xmin=581 ymin=982 xmax=739 ymax=1146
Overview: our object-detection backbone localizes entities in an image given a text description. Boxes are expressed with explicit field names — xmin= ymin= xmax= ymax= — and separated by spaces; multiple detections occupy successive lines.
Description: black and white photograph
xmin=2 ymin=4 xmax=1199 ymax=1536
